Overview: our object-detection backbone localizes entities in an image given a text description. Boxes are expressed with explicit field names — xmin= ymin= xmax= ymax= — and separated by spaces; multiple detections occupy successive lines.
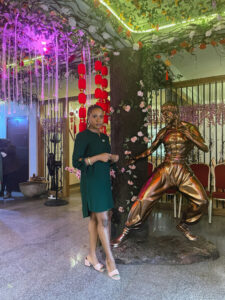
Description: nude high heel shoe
xmin=84 ymin=257 xmax=105 ymax=273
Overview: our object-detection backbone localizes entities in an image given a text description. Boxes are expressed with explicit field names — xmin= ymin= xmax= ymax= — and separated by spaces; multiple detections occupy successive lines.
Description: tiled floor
xmin=0 ymin=186 xmax=225 ymax=300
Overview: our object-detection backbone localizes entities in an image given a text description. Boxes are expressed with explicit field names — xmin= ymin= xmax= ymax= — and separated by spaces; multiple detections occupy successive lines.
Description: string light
xmin=99 ymin=0 xmax=221 ymax=34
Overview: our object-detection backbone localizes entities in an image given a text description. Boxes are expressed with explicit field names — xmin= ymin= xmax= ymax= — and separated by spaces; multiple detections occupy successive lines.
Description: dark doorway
xmin=7 ymin=117 xmax=29 ymax=191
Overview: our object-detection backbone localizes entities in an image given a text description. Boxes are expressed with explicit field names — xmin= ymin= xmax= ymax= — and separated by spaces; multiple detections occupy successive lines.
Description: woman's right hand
xmin=98 ymin=153 xmax=112 ymax=162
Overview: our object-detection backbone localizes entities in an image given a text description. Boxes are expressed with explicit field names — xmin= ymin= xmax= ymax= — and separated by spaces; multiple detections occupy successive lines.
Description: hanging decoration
xmin=78 ymin=61 xmax=87 ymax=132
xmin=0 ymin=1 xmax=102 ymax=119
xmin=94 ymin=59 xmax=106 ymax=134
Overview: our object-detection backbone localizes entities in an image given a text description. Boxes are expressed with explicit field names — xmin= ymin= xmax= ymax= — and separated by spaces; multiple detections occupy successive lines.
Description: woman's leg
xmin=95 ymin=211 xmax=116 ymax=272
xmin=108 ymin=210 xmax=112 ymax=238
xmin=87 ymin=212 xmax=99 ymax=265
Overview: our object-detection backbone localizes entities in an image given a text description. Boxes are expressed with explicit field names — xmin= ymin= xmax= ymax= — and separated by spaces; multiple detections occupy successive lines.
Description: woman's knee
xmin=90 ymin=212 xmax=97 ymax=223
xmin=96 ymin=213 xmax=109 ymax=228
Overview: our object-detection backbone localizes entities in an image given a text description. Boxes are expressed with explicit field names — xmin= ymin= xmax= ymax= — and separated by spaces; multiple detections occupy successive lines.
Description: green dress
xmin=72 ymin=129 xmax=114 ymax=218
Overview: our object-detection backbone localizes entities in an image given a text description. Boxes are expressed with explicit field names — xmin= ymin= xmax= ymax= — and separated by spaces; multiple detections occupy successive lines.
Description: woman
xmin=72 ymin=105 xmax=120 ymax=280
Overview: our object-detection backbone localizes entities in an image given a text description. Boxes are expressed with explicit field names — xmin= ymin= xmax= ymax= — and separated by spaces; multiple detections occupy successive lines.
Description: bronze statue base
xmin=105 ymin=235 xmax=219 ymax=265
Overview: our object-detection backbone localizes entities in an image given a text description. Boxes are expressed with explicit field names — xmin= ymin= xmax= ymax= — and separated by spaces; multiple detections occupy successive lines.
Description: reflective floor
xmin=0 ymin=186 xmax=225 ymax=300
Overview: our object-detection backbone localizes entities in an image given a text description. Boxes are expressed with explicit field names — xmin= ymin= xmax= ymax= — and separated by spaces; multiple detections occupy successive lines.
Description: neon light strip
xmin=99 ymin=0 xmax=219 ymax=33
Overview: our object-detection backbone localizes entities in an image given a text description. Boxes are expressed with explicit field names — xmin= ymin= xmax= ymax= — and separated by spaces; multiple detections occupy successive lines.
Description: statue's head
xmin=161 ymin=102 xmax=179 ymax=125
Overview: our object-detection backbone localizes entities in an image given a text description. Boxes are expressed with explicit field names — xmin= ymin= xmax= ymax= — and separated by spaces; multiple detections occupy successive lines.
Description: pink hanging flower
xmin=121 ymin=168 xmax=125 ymax=173
xmin=110 ymin=107 xmax=114 ymax=113
xmin=65 ymin=166 xmax=76 ymax=173
xmin=129 ymin=165 xmax=136 ymax=170
xmin=137 ymin=91 xmax=143 ymax=97
xmin=75 ymin=169 xmax=81 ymax=180
xmin=143 ymin=137 xmax=149 ymax=143
xmin=131 ymin=136 xmax=137 ymax=143
xmin=147 ymin=105 xmax=152 ymax=110
xmin=142 ymin=108 xmax=148 ymax=113
xmin=139 ymin=101 xmax=145 ymax=108
xmin=124 ymin=150 xmax=131 ymax=155
xmin=131 ymin=196 xmax=138 ymax=202
xmin=110 ymin=169 xmax=116 ymax=178
xmin=124 ymin=105 xmax=131 ymax=112
xmin=128 ymin=180 xmax=134 ymax=185
xmin=118 ymin=206 xmax=124 ymax=213
xmin=137 ymin=131 xmax=144 ymax=137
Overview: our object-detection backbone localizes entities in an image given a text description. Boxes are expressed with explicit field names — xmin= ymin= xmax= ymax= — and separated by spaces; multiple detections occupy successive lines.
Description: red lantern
xmin=95 ymin=88 xmax=102 ymax=99
xmin=69 ymin=112 xmax=74 ymax=116
xmin=19 ymin=61 xmax=24 ymax=67
xmin=95 ymin=60 xmax=102 ymax=71
xmin=106 ymin=99 xmax=110 ymax=113
xmin=101 ymin=78 xmax=108 ymax=89
xmin=99 ymin=102 xmax=107 ymax=111
xmin=101 ymin=125 xmax=106 ymax=134
xmin=101 ymin=66 xmax=108 ymax=76
xmin=104 ymin=114 xmax=108 ymax=124
xmin=78 ymin=78 xmax=86 ymax=90
xmin=74 ymin=123 xmax=76 ymax=134
xmin=78 ymin=93 xmax=87 ymax=104
xmin=78 ymin=63 xmax=86 ymax=75
xmin=79 ymin=107 xmax=86 ymax=118
xmin=95 ymin=74 xmax=102 ymax=85
xmin=79 ymin=120 xmax=87 ymax=132
xmin=101 ymin=90 xmax=108 ymax=100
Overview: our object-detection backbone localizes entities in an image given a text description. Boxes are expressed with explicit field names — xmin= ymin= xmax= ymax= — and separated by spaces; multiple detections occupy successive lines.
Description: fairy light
xmin=99 ymin=0 xmax=221 ymax=34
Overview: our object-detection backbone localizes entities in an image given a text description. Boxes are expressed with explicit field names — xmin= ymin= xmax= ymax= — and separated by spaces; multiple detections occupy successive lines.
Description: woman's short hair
xmin=87 ymin=104 xmax=103 ymax=116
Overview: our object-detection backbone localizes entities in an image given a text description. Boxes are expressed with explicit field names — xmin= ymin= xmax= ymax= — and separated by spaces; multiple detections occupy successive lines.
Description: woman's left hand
xmin=111 ymin=154 xmax=119 ymax=162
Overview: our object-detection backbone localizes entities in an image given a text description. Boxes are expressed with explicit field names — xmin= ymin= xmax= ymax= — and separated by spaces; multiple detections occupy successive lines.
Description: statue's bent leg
xmin=177 ymin=171 xmax=208 ymax=241
xmin=112 ymin=165 xmax=170 ymax=247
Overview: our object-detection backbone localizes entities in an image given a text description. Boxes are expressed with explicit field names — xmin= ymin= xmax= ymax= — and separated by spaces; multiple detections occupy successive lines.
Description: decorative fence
xmin=148 ymin=79 xmax=225 ymax=168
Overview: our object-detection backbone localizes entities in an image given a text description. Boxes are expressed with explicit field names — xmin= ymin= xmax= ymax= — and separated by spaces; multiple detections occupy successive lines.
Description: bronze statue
xmin=112 ymin=101 xmax=208 ymax=247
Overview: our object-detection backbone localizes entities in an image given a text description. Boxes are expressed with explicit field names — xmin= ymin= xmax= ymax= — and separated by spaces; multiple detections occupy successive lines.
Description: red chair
xmin=178 ymin=163 xmax=211 ymax=223
xmin=211 ymin=163 xmax=225 ymax=222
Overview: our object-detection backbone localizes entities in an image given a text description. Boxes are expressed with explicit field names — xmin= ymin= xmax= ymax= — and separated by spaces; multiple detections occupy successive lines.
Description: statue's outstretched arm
xmin=134 ymin=128 xmax=166 ymax=161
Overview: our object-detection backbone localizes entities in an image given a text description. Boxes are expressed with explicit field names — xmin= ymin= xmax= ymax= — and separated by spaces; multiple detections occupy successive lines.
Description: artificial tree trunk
xmin=110 ymin=49 xmax=149 ymax=237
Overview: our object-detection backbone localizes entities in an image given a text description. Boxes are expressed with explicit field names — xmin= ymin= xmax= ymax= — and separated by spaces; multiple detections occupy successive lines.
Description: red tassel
xmin=166 ymin=70 xmax=169 ymax=81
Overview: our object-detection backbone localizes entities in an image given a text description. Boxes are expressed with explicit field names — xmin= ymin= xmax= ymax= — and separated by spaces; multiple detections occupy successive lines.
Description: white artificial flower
xmin=102 ymin=32 xmax=110 ymax=39
xmin=189 ymin=31 xmax=196 ymax=39
xmin=133 ymin=43 xmax=139 ymax=51
xmin=189 ymin=31 xmax=195 ymax=39
xmin=68 ymin=17 xmax=76 ymax=28
xmin=113 ymin=51 xmax=120 ymax=56
xmin=167 ymin=37 xmax=175 ymax=44
xmin=151 ymin=35 xmax=159 ymax=42
xmin=88 ymin=25 xmax=97 ymax=34
xmin=205 ymin=30 xmax=212 ymax=37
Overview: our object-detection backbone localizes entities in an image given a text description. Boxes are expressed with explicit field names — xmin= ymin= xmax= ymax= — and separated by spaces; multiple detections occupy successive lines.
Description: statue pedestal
xmin=108 ymin=235 xmax=219 ymax=265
